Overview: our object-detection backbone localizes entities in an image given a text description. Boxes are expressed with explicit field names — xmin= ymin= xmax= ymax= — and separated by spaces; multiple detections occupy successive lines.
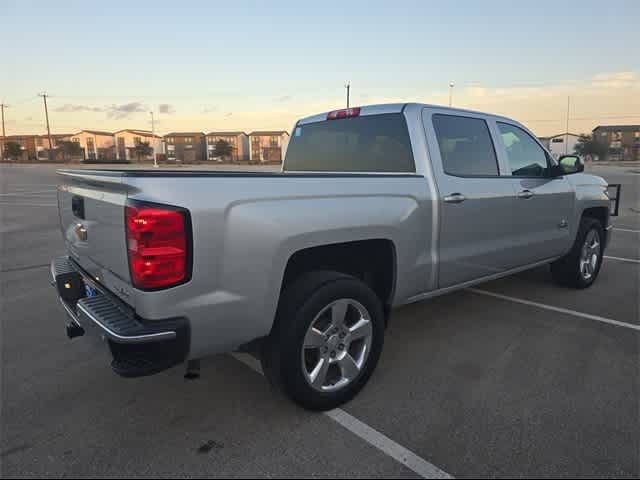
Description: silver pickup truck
xmin=51 ymin=103 xmax=614 ymax=410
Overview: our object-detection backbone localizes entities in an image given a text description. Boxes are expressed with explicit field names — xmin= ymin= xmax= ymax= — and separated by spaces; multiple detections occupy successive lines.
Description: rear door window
xmin=284 ymin=113 xmax=415 ymax=172
xmin=432 ymin=114 xmax=499 ymax=177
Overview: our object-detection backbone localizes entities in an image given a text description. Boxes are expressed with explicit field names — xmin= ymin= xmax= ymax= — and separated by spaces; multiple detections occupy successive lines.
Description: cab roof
xmin=296 ymin=103 xmax=516 ymax=126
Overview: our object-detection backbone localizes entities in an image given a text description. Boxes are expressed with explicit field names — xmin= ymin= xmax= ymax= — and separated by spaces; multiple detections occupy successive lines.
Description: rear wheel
xmin=551 ymin=217 xmax=604 ymax=289
xmin=261 ymin=271 xmax=385 ymax=411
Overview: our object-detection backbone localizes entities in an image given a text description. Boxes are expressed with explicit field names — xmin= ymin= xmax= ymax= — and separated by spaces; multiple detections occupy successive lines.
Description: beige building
xmin=248 ymin=131 xmax=290 ymax=163
xmin=538 ymin=133 xmax=581 ymax=160
xmin=71 ymin=130 xmax=115 ymax=161
xmin=205 ymin=132 xmax=248 ymax=162
xmin=114 ymin=129 xmax=163 ymax=162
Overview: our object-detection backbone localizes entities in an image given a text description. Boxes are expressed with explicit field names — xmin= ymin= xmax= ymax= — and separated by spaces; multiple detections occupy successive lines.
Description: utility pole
xmin=150 ymin=111 xmax=158 ymax=168
xmin=0 ymin=103 xmax=7 ymax=162
xmin=565 ymin=96 xmax=570 ymax=155
xmin=345 ymin=81 xmax=351 ymax=108
xmin=39 ymin=93 xmax=53 ymax=160
xmin=449 ymin=82 xmax=455 ymax=107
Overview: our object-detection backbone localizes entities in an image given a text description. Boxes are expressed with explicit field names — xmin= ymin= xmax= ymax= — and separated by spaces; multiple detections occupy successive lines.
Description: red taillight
xmin=326 ymin=107 xmax=361 ymax=120
xmin=126 ymin=203 xmax=190 ymax=290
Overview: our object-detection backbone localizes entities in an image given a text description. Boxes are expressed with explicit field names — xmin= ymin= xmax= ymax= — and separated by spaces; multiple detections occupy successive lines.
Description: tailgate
xmin=57 ymin=170 xmax=133 ymax=304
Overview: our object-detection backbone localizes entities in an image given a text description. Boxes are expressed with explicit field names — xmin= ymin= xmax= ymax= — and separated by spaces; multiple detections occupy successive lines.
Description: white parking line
xmin=613 ymin=227 xmax=640 ymax=233
xmin=231 ymin=353 xmax=452 ymax=479
xmin=468 ymin=289 xmax=640 ymax=332
xmin=0 ymin=202 xmax=57 ymax=207
xmin=0 ymin=190 xmax=55 ymax=197
xmin=604 ymin=255 xmax=640 ymax=264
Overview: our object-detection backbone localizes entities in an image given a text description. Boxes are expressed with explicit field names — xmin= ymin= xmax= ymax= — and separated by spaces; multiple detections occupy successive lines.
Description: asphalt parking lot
xmin=1 ymin=163 xmax=638 ymax=478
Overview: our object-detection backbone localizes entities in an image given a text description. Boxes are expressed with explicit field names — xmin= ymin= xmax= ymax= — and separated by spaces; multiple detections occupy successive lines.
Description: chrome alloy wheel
xmin=579 ymin=229 xmax=601 ymax=281
xmin=301 ymin=298 xmax=373 ymax=393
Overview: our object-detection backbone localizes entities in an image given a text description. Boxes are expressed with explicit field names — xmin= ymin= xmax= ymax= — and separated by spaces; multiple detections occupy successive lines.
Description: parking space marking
xmin=0 ymin=202 xmax=57 ymax=207
xmin=604 ymin=255 xmax=640 ymax=264
xmin=231 ymin=353 xmax=452 ymax=479
xmin=613 ymin=227 xmax=640 ymax=233
xmin=469 ymin=289 xmax=640 ymax=331
xmin=0 ymin=190 xmax=55 ymax=197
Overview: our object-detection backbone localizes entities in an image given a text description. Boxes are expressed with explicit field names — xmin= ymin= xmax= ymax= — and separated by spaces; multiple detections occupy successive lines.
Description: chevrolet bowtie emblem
xmin=75 ymin=223 xmax=88 ymax=241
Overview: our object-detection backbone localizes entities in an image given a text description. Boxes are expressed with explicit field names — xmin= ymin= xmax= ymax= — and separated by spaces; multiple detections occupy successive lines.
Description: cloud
xmin=24 ymin=116 xmax=33 ymax=121
xmin=158 ymin=103 xmax=175 ymax=114
xmin=54 ymin=104 xmax=103 ymax=113
xmin=225 ymin=112 xmax=233 ymax=117
xmin=202 ymin=106 xmax=218 ymax=113
xmin=445 ymin=72 xmax=640 ymax=137
xmin=592 ymin=72 xmax=637 ymax=89
xmin=107 ymin=102 xmax=146 ymax=119
xmin=278 ymin=95 xmax=293 ymax=102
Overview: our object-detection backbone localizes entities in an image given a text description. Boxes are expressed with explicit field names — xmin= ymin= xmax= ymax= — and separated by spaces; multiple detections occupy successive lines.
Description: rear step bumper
xmin=50 ymin=256 xmax=190 ymax=377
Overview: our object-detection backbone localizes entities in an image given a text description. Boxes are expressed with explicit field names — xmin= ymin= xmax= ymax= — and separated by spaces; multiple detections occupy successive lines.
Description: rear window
xmin=284 ymin=113 xmax=415 ymax=172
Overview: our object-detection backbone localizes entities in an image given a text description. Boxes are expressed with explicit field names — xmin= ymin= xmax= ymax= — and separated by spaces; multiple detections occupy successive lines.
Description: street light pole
xmin=449 ymin=82 xmax=455 ymax=107
xmin=565 ymin=96 xmax=570 ymax=155
xmin=150 ymin=111 xmax=158 ymax=168
xmin=1 ymin=103 xmax=6 ymax=138
xmin=0 ymin=103 xmax=7 ymax=162
xmin=345 ymin=81 xmax=351 ymax=109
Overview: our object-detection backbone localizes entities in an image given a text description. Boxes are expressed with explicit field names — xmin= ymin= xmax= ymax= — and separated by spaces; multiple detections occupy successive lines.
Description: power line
xmin=11 ymin=96 xmax=39 ymax=105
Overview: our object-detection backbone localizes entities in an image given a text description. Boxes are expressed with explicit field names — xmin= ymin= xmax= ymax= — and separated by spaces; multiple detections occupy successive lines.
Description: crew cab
xmin=50 ymin=103 xmax=614 ymax=410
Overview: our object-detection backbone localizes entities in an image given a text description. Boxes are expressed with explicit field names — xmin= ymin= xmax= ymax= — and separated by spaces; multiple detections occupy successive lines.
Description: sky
xmin=1 ymin=0 xmax=639 ymax=137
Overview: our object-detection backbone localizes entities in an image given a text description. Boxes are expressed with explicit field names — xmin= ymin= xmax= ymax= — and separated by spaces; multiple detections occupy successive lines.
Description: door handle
xmin=443 ymin=193 xmax=466 ymax=204
xmin=517 ymin=190 xmax=534 ymax=199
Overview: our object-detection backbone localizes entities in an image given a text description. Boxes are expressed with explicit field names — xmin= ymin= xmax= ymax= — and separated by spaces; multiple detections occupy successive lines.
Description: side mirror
xmin=557 ymin=155 xmax=584 ymax=175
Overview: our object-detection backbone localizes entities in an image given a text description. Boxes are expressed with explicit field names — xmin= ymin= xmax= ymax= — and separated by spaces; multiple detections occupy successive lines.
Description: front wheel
xmin=551 ymin=217 xmax=604 ymax=289
xmin=261 ymin=271 xmax=385 ymax=411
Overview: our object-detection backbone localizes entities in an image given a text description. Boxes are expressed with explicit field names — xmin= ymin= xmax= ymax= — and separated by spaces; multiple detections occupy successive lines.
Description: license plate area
xmin=85 ymin=284 xmax=98 ymax=298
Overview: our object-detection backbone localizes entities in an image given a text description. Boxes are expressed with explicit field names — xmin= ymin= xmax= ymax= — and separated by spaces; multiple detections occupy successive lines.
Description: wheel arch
xmin=279 ymin=239 xmax=398 ymax=321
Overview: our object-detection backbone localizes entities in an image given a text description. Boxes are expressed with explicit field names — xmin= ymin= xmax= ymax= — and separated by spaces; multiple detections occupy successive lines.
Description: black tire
xmin=261 ymin=270 xmax=385 ymax=411
xmin=551 ymin=217 xmax=604 ymax=289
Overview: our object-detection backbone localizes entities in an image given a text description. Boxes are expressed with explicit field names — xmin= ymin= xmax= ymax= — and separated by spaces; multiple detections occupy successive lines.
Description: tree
xmin=574 ymin=134 xmax=608 ymax=161
xmin=133 ymin=141 xmax=153 ymax=163
xmin=213 ymin=139 xmax=233 ymax=161
xmin=4 ymin=141 xmax=23 ymax=161
xmin=58 ymin=140 xmax=83 ymax=163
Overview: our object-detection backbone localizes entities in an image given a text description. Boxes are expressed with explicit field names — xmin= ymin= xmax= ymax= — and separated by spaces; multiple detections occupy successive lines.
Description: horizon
xmin=2 ymin=0 xmax=639 ymax=137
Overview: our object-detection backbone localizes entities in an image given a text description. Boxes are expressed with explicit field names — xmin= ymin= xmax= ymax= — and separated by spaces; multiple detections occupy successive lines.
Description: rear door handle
xmin=517 ymin=190 xmax=534 ymax=199
xmin=443 ymin=193 xmax=466 ymax=204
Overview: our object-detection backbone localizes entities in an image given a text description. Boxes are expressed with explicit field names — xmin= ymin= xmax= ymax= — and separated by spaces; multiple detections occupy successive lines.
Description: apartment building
xmin=0 ymin=135 xmax=30 ymax=161
xmin=248 ymin=131 xmax=289 ymax=163
xmin=592 ymin=125 xmax=640 ymax=161
xmin=163 ymin=132 xmax=206 ymax=162
xmin=205 ymin=132 xmax=249 ymax=162
xmin=1 ymin=134 xmax=72 ymax=161
xmin=114 ymin=129 xmax=163 ymax=162
xmin=71 ymin=130 xmax=116 ymax=161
